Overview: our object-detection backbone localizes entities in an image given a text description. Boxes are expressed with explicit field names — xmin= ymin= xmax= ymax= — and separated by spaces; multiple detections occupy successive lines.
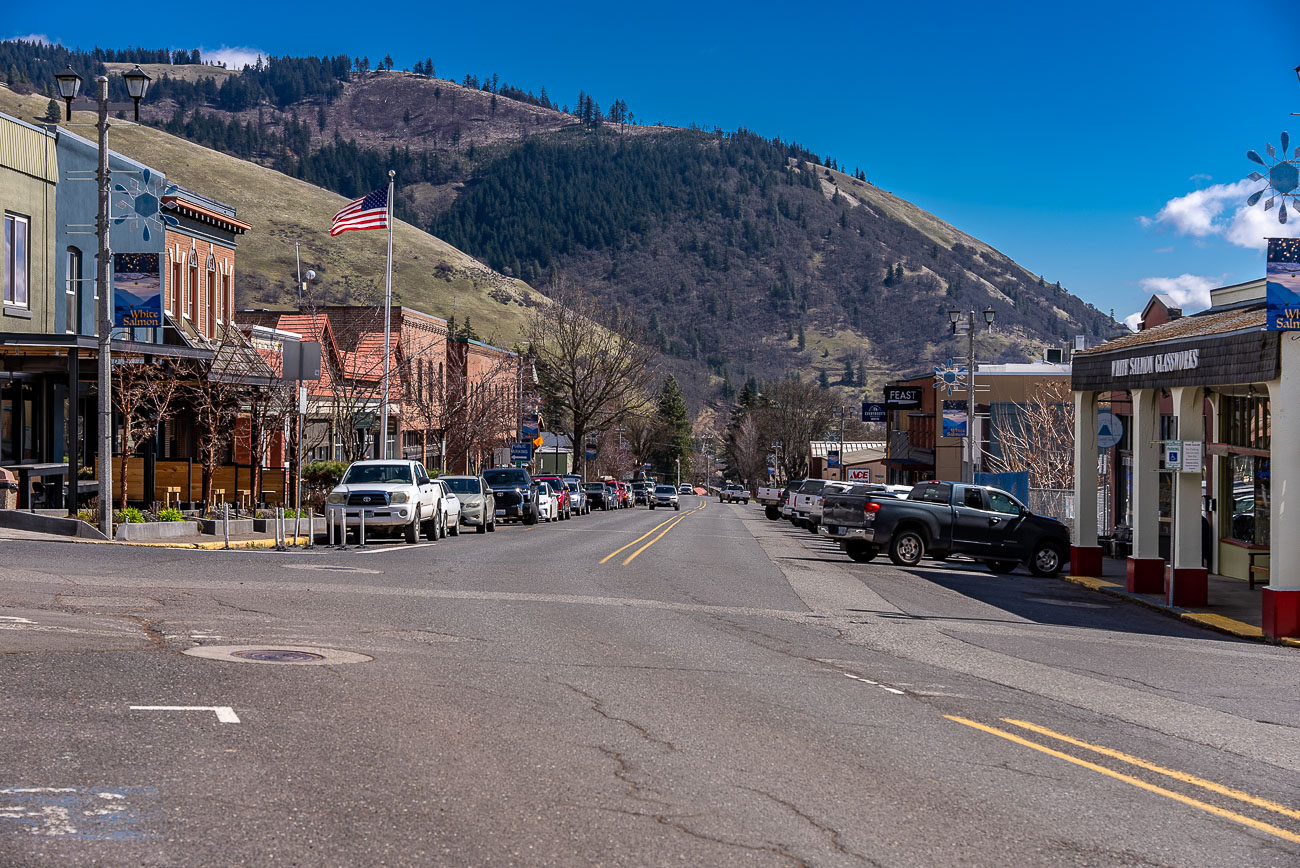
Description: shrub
xmin=116 ymin=507 xmax=145 ymax=524
xmin=303 ymin=460 xmax=347 ymax=489
xmin=157 ymin=507 xmax=185 ymax=522
xmin=76 ymin=508 xmax=95 ymax=526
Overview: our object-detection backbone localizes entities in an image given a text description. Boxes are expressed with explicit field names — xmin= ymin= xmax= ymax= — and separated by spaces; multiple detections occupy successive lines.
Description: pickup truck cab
xmin=719 ymin=483 xmax=749 ymax=504
xmin=325 ymin=459 xmax=444 ymax=543
xmin=780 ymin=479 xmax=804 ymax=520
xmin=756 ymin=484 xmax=785 ymax=519
xmin=821 ymin=480 xmax=1069 ymax=576
xmin=790 ymin=479 xmax=835 ymax=530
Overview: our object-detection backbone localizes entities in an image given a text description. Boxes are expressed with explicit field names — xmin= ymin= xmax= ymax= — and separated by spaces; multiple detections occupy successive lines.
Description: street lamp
xmin=54 ymin=65 xmax=81 ymax=121
xmin=122 ymin=65 xmax=152 ymax=122
xmin=56 ymin=68 xmax=151 ymax=536
xmin=949 ymin=307 xmax=996 ymax=484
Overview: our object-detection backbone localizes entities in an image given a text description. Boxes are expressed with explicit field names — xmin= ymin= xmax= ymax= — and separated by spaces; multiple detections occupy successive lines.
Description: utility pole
xmin=948 ymin=308 xmax=996 ymax=484
xmin=94 ymin=76 xmax=113 ymax=536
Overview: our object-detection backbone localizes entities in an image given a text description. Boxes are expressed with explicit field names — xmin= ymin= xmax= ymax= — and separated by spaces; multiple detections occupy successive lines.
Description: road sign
xmin=1097 ymin=410 xmax=1123 ymax=449
xmin=532 ymin=435 xmax=545 ymax=449
xmin=511 ymin=443 xmax=532 ymax=462
xmin=353 ymin=411 xmax=376 ymax=431
xmin=1182 ymin=440 xmax=1204 ymax=474
xmin=1163 ymin=440 xmax=1182 ymax=471
xmin=861 ymin=402 xmax=886 ymax=423
xmin=280 ymin=340 xmax=322 ymax=383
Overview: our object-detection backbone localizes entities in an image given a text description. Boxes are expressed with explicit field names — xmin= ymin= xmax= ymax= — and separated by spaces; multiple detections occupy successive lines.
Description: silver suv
xmin=650 ymin=484 xmax=680 ymax=511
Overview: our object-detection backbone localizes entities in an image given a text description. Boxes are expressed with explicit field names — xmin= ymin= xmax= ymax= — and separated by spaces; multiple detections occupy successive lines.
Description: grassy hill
xmin=0 ymin=83 xmax=543 ymax=348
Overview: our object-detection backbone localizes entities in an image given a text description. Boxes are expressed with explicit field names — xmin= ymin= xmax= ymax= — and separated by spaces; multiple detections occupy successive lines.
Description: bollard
xmin=328 ymin=507 xmax=335 ymax=547
xmin=307 ymin=508 xmax=314 ymax=549
xmin=223 ymin=502 xmax=230 ymax=550
xmin=359 ymin=509 xmax=366 ymax=549
xmin=275 ymin=507 xmax=283 ymax=550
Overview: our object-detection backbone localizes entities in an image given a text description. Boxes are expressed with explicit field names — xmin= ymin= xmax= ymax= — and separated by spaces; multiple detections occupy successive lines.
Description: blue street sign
xmin=861 ymin=402 xmax=887 ymax=423
xmin=511 ymin=443 xmax=532 ymax=462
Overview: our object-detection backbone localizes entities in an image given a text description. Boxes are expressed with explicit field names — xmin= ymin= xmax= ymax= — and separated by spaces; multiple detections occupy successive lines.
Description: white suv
xmin=326 ymin=460 xmax=446 ymax=543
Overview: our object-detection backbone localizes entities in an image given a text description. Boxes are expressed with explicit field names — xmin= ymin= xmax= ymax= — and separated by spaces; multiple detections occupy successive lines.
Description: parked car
xmin=564 ymin=480 xmax=590 ymax=515
xmin=441 ymin=475 xmax=495 ymax=533
xmin=781 ymin=479 xmax=804 ymax=520
xmin=679 ymin=483 xmax=693 ymax=495
xmin=820 ymin=480 xmax=1069 ymax=575
xmin=585 ymin=482 xmax=614 ymax=510
xmin=757 ymin=483 xmax=786 ymax=520
xmin=535 ymin=481 xmax=560 ymax=522
xmin=325 ymin=459 xmax=445 ymax=543
xmin=432 ymin=479 xmax=462 ymax=536
xmin=807 ymin=481 xmax=854 ymax=534
xmin=616 ymin=481 xmax=634 ymax=508
xmin=532 ymin=475 xmax=573 ymax=520
xmin=651 ymin=484 xmax=681 ymax=511
xmin=790 ymin=479 xmax=834 ymax=530
xmin=719 ymin=483 xmax=750 ymax=504
xmin=483 ymin=467 xmax=540 ymax=525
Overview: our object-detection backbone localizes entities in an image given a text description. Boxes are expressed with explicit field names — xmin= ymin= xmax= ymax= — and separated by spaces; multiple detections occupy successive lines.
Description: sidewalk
xmin=1065 ymin=557 xmax=1300 ymax=649
xmin=0 ymin=524 xmax=312 ymax=550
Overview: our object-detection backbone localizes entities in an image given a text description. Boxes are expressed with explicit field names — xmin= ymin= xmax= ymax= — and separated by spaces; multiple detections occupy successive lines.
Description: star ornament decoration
xmin=1246 ymin=132 xmax=1300 ymax=224
xmin=112 ymin=168 xmax=179 ymax=243
xmin=933 ymin=358 xmax=968 ymax=396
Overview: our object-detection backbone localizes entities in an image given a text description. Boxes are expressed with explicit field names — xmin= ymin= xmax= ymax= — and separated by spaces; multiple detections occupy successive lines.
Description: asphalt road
xmin=1 ymin=496 xmax=1298 ymax=866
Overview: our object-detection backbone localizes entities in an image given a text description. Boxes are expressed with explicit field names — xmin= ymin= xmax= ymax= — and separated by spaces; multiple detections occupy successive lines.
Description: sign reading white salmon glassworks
xmin=1109 ymin=349 xmax=1200 ymax=378
xmin=1071 ymin=330 xmax=1279 ymax=392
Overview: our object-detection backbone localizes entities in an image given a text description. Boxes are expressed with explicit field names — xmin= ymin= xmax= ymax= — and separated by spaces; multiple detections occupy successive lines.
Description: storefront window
xmin=1220 ymin=395 xmax=1271 ymax=546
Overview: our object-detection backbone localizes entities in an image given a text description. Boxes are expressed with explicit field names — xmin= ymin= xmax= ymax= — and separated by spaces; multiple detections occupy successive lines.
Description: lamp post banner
xmin=112 ymin=253 xmax=161 ymax=329
xmin=1267 ymin=237 xmax=1300 ymax=330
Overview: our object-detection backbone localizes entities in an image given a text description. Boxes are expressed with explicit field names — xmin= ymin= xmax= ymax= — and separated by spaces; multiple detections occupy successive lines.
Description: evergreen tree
xmin=797 ymin=324 xmax=805 ymax=350
xmin=652 ymin=375 xmax=692 ymax=477
xmin=818 ymin=370 xmax=831 ymax=390
xmin=841 ymin=358 xmax=855 ymax=385
xmin=45 ymin=98 xmax=60 ymax=122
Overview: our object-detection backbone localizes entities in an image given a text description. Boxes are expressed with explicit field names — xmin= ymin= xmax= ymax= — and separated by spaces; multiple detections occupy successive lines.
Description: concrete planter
xmin=198 ymin=518 xmax=254 ymax=536
xmin=114 ymin=520 xmax=201 ymax=541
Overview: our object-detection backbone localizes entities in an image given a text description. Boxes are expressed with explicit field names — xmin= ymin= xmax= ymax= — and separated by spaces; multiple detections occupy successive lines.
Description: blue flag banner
xmin=113 ymin=252 xmax=162 ymax=329
xmin=1267 ymin=237 xmax=1300 ymax=330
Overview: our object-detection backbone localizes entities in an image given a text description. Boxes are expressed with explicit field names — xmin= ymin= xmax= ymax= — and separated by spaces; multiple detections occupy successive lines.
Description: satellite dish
xmin=305 ymin=269 xmax=316 ymax=281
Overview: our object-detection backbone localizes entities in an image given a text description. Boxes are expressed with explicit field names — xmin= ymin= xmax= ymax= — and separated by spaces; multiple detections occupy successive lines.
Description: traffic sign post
xmin=1097 ymin=410 xmax=1124 ymax=450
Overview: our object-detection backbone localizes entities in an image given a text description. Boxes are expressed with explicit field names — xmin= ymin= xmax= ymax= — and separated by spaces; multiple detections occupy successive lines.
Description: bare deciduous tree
xmin=985 ymin=378 xmax=1075 ymax=489
xmin=528 ymin=276 xmax=657 ymax=476
xmin=112 ymin=358 xmax=183 ymax=509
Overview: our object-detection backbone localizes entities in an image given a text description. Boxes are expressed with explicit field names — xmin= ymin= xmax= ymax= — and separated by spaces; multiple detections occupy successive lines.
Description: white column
xmin=1268 ymin=364 xmax=1300 ymax=591
xmin=1072 ymin=390 xmax=1098 ymax=546
xmin=1204 ymin=391 xmax=1221 ymax=575
xmin=1170 ymin=386 xmax=1204 ymax=570
xmin=1130 ymin=389 xmax=1161 ymax=560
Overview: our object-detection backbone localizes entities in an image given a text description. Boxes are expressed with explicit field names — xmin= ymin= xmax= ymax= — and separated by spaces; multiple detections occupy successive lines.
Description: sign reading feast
xmin=1266 ymin=237 xmax=1300 ymax=330
xmin=883 ymin=387 xmax=923 ymax=409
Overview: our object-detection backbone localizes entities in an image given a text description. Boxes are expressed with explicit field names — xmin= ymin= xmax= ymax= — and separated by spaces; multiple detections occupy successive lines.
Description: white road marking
xmin=129 ymin=705 xmax=240 ymax=723
xmin=353 ymin=542 xmax=439 ymax=554
xmin=843 ymin=671 xmax=906 ymax=696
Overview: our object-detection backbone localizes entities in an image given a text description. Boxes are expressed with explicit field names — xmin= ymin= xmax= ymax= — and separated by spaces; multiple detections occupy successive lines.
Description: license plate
xmin=495 ymin=509 xmax=505 ymax=516
xmin=835 ymin=526 xmax=846 ymax=535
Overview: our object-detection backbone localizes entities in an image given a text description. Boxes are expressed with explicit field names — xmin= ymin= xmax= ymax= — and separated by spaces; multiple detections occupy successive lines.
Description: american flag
xmin=330 ymin=187 xmax=389 ymax=236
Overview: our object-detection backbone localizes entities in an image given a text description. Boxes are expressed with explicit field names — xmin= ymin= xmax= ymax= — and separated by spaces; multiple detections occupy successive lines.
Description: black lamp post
xmin=122 ymin=65 xmax=152 ymax=122
xmin=54 ymin=65 xmax=81 ymax=121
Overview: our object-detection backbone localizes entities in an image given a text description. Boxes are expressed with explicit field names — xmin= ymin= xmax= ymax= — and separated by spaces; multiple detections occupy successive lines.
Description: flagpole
xmin=380 ymin=169 xmax=395 ymax=459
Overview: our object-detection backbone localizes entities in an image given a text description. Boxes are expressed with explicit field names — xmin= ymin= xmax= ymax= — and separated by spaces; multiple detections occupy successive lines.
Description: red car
xmin=615 ymin=481 xmax=633 ymax=508
xmin=532 ymin=476 xmax=573 ymax=520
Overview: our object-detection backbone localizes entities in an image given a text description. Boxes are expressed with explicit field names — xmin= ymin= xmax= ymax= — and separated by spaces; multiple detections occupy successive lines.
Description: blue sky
xmin=9 ymin=0 xmax=1300 ymax=324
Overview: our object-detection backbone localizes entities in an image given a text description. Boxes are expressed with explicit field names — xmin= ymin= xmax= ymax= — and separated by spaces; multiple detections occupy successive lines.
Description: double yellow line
xmin=600 ymin=502 xmax=706 ymax=566
xmin=947 ymin=716 xmax=1300 ymax=845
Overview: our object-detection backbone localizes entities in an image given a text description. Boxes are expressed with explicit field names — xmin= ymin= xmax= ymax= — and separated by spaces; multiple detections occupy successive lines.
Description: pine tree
xmin=652 ymin=375 xmax=692 ymax=477
xmin=841 ymin=358 xmax=855 ymax=385
xmin=818 ymin=370 xmax=830 ymax=390
xmin=797 ymin=324 xmax=806 ymax=350
xmin=45 ymin=98 xmax=60 ymax=123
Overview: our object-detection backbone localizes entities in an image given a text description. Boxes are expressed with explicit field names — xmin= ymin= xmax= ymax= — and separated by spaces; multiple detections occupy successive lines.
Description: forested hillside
xmin=2 ymin=39 xmax=1121 ymax=401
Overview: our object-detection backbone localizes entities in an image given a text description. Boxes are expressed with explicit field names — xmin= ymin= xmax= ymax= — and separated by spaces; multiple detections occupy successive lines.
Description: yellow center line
xmin=598 ymin=513 xmax=686 ymax=564
xmin=1000 ymin=719 xmax=1300 ymax=822
xmin=945 ymin=716 xmax=1300 ymax=845
xmin=621 ymin=506 xmax=702 ymax=566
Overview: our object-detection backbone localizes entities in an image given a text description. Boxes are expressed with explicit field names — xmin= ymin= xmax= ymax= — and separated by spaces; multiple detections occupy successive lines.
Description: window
xmin=962 ymin=488 xmax=985 ymax=509
xmin=988 ymin=491 xmax=1021 ymax=516
xmin=65 ymin=247 xmax=82 ymax=334
xmin=1220 ymin=395 xmax=1270 ymax=450
xmin=3 ymin=213 xmax=29 ymax=307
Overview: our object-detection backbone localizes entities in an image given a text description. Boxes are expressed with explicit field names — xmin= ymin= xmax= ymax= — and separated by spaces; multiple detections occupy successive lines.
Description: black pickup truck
xmin=820 ymin=480 xmax=1069 ymax=576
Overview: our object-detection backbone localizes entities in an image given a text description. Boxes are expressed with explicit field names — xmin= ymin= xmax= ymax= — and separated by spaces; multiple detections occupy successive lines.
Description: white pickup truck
xmin=790 ymin=479 xmax=838 ymax=531
xmin=756 ymin=484 xmax=786 ymax=520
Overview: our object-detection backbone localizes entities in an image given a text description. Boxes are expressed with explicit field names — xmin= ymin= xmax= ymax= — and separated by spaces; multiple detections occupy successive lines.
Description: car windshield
xmin=655 ymin=485 xmax=675 ymax=494
xmin=566 ymin=482 xmax=581 ymax=492
xmin=585 ymin=483 xmax=604 ymax=492
xmin=484 ymin=469 xmax=530 ymax=487
xmin=442 ymin=477 xmax=481 ymax=495
xmin=340 ymin=463 xmax=412 ymax=485
xmin=798 ymin=480 xmax=826 ymax=494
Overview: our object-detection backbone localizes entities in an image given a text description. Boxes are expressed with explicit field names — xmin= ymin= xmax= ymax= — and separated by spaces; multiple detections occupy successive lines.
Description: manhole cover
xmin=231 ymin=649 xmax=325 ymax=662
xmin=282 ymin=564 xmax=382 ymax=575
xmin=182 ymin=645 xmax=372 ymax=665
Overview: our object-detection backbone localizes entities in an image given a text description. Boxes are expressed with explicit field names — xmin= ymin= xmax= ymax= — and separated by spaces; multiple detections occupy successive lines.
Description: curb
xmin=1062 ymin=574 xmax=1296 ymax=648
xmin=21 ymin=535 xmax=312 ymax=550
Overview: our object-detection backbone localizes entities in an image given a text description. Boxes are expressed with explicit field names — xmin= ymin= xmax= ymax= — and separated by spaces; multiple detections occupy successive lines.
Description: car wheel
xmin=807 ymin=521 xmax=819 ymax=535
xmin=674 ymin=503 xmax=680 ymax=511
xmin=764 ymin=505 xmax=780 ymax=521
xmin=524 ymin=509 xmax=537 ymax=526
xmin=449 ymin=518 xmax=460 ymax=536
xmin=846 ymin=544 xmax=878 ymax=563
xmin=1029 ymin=542 xmax=1064 ymax=577
xmin=404 ymin=518 xmax=418 ymax=544
xmin=423 ymin=517 xmax=437 ymax=541
xmin=986 ymin=560 xmax=1019 ymax=574
xmin=487 ymin=518 xmax=496 ymax=532
xmin=888 ymin=530 xmax=925 ymax=567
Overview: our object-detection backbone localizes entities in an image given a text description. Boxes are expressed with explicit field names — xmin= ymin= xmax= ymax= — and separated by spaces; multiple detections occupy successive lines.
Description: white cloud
xmin=1137 ymin=274 xmax=1222 ymax=312
xmin=5 ymin=34 xmax=53 ymax=45
xmin=200 ymin=46 xmax=264 ymax=70
xmin=1189 ymin=173 xmax=1212 ymax=184
xmin=1144 ymin=178 xmax=1300 ymax=250
xmin=1122 ymin=312 xmax=1142 ymax=332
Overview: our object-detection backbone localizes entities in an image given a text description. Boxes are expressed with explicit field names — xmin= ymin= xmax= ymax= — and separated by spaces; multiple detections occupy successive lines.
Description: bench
xmin=164 ymin=486 xmax=182 ymax=507
xmin=1249 ymin=550 xmax=1270 ymax=590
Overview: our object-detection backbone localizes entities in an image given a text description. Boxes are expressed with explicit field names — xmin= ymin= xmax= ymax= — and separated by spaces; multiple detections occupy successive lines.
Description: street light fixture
xmin=122 ymin=65 xmax=151 ymax=122
xmin=54 ymin=65 xmax=82 ymax=121
xmin=55 ymin=70 xmax=151 ymax=535
xmin=949 ymin=308 xmax=995 ymax=483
